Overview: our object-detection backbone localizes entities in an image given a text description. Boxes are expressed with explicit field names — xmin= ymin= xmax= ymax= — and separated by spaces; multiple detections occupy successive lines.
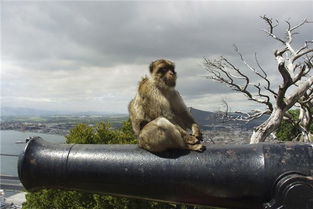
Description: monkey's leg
xmin=174 ymin=125 xmax=205 ymax=152
xmin=174 ymin=125 xmax=199 ymax=145
xmin=138 ymin=117 xmax=186 ymax=152
xmin=187 ymin=143 xmax=206 ymax=152
xmin=191 ymin=123 xmax=203 ymax=141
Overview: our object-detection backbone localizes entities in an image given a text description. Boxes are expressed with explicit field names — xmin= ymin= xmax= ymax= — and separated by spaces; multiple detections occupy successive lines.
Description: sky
xmin=1 ymin=0 xmax=313 ymax=114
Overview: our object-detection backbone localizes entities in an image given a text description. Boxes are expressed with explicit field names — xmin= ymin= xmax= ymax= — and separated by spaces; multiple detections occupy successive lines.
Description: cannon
xmin=18 ymin=137 xmax=313 ymax=209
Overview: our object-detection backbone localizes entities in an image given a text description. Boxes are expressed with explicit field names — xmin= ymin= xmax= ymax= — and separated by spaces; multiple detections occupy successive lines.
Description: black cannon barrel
xmin=18 ymin=137 xmax=313 ymax=209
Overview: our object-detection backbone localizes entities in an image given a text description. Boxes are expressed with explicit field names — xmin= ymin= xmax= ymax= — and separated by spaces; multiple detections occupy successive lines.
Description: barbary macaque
xmin=128 ymin=59 xmax=205 ymax=152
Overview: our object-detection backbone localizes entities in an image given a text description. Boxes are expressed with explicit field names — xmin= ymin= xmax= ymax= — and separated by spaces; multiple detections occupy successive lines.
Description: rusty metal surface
xmin=18 ymin=137 xmax=313 ymax=209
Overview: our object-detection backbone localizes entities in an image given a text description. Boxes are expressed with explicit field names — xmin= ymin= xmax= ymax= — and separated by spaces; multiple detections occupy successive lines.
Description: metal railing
xmin=18 ymin=137 xmax=313 ymax=209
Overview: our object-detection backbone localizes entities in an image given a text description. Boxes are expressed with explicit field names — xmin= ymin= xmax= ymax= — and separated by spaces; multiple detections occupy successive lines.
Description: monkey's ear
xmin=149 ymin=62 xmax=154 ymax=74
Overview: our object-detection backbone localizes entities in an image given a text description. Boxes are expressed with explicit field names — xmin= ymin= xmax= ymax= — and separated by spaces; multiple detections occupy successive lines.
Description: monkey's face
xmin=157 ymin=65 xmax=177 ymax=87
xmin=150 ymin=60 xmax=177 ymax=88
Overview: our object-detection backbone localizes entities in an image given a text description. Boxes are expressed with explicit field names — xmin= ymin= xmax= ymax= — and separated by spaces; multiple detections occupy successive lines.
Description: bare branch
xmin=299 ymin=87 xmax=313 ymax=104
xmin=254 ymin=53 xmax=267 ymax=77
xmin=254 ymin=83 xmax=273 ymax=111
xmin=254 ymin=53 xmax=278 ymax=97
xmin=290 ymin=18 xmax=311 ymax=32
xmin=277 ymin=62 xmax=293 ymax=86
xmin=292 ymin=49 xmax=313 ymax=63
xmin=305 ymin=55 xmax=313 ymax=68
xmin=286 ymin=19 xmax=311 ymax=55
xmin=292 ymin=65 xmax=310 ymax=84
xmin=234 ymin=109 xmax=271 ymax=122
xmin=254 ymin=83 xmax=270 ymax=101
xmin=286 ymin=76 xmax=313 ymax=109
xmin=275 ymin=47 xmax=288 ymax=57
xmin=296 ymin=40 xmax=313 ymax=54
xmin=234 ymin=45 xmax=259 ymax=74
xmin=285 ymin=20 xmax=295 ymax=52
xmin=204 ymin=57 xmax=274 ymax=109
xmin=222 ymin=57 xmax=250 ymax=90
xmin=232 ymin=46 xmax=275 ymax=108
xmin=262 ymin=16 xmax=312 ymax=63
xmin=261 ymin=15 xmax=285 ymax=44
xmin=204 ymin=58 xmax=244 ymax=92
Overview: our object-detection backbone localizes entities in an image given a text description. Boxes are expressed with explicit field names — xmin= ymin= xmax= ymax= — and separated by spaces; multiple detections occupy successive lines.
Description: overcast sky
xmin=1 ymin=0 xmax=313 ymax=114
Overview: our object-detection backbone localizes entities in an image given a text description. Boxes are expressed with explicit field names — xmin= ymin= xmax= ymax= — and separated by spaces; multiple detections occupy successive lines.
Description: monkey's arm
xmin=173 ymin=92 xmax=202 ymax=140
xmin=132 ymin=119 xmax=149 ymax=136
xmin=128 ymin=97 xmax=149 ymax=136
xmin=180 ymin=109 xmax=202 ymax=140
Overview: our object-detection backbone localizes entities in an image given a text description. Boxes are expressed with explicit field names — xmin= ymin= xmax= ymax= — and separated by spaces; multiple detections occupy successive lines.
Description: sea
xmin=0 ymin=130 xmax=65 ymax=199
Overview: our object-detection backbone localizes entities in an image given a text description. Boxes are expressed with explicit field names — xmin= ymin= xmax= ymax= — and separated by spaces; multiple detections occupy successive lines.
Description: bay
xmin=0 ymin=130 xmax=65 ymax=176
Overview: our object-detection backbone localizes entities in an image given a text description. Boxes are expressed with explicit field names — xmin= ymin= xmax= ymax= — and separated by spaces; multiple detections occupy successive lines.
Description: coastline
xmin=0 ymin=121 xmax=71 ymax=136
xmin=1 ymin=130 xmax=67 ymax=209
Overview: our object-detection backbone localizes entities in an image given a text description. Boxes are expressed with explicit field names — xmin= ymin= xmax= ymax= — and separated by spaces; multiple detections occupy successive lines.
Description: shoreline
xmin=0 ymin=121 xmax=70 ymax=136
xmin=0 ymin=128 xmax=68 ymax=136
xmin=0 ymin=129 xmax=68 ymax=137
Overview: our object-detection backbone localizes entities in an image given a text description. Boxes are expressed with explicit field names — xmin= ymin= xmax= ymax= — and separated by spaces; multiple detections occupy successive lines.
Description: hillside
xmin=1 ymin=106 xmax=268 ymax=132
xmin=189 ymin=107 xmax=268 ymax=130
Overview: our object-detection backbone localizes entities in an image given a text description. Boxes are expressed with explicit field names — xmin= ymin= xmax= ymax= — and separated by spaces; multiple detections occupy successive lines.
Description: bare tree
xmin=204 ymin=16 xmax=313 ymax=143
xmin=297 ymin=87 xmax=313 ymax=142
xmin=216 ymin=99 xmax=231 ymax=122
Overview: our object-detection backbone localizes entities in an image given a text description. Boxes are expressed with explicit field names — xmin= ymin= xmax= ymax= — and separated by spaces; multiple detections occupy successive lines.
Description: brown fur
xmin=128 ymin=59 xmax=204 ymax=152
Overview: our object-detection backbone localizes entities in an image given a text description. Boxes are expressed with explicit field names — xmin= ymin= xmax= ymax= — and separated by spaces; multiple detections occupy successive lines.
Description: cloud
xmin=1 ymin=1 xmax=312 ymax=113
xmin=3 ymin=1 xmax=312 ymax=68
xmin=1 ymin=61 xmax=148 ymax=112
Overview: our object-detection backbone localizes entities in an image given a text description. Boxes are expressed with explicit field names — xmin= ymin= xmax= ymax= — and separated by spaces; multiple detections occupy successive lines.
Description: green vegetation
xmin=66 ymin=121 xmax=137 ymax=145
xmin=276 ymin=109 xmax=313 ymax=141
xmin=276 ymin=110 xmax=300 ymax=141
xmin=23 ymin=120 xmax=216 ymax=209
xmin=23 ymin=188 xmax=179 ymax=209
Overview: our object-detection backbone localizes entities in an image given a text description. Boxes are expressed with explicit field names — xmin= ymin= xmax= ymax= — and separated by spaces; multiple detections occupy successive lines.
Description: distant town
xmin=0 ymin=107 xmax=269 ymax=144
xmin=0 ymin=114 xmax=129 ymax=136
xmin=0 ymin=121 xmax=74 ymax=135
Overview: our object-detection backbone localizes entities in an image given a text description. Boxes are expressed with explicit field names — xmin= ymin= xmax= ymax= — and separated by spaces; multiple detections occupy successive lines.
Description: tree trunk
xmin=298 ymin=105 xmax=313 ymax=142
xmin=250 ymin=108 xmax=284 ymax=144
xmin=298 ymin=133 xmax=313 ymax=143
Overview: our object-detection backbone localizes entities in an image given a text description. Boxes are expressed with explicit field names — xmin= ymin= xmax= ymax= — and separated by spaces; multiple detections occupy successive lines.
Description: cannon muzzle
xmin=18 ymin=137 xmax=313 ymax=209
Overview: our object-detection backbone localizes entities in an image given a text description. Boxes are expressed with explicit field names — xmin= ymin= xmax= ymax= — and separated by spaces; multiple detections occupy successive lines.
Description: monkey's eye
xmin=167 ymin=66 xmax=175 ymax=74
xmin=158 ymin=67 xmax=168 ymax=74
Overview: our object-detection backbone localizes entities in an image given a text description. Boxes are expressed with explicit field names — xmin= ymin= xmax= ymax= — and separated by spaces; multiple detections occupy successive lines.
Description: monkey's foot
xmin=188 ymin=144 xmax=206 ymax=152
xmin=192 ymin=133 xmax=203 ymax=141
xmin=184 ymin=135 xmax=199 ymax=145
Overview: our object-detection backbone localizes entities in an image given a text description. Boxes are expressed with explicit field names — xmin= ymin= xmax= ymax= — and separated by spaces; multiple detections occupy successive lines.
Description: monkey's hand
xmin=192 ymin=124 xmax=203 ymax=141
xmin=184 ymin=134 xmax=200 ymax=145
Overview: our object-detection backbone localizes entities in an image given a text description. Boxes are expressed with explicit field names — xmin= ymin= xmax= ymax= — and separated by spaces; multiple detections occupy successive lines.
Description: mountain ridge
xmin=0 ymin=107 xmax=126 ymax=117
xmin=189 ymin=107 xmax=268 ymax=130
xmin=1 ymin=106 xmax=268 ymax=130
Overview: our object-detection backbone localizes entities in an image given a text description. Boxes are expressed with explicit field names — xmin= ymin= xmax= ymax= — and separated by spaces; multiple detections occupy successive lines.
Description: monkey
xmin=128 ymin=59 xmax=205 ymax=152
